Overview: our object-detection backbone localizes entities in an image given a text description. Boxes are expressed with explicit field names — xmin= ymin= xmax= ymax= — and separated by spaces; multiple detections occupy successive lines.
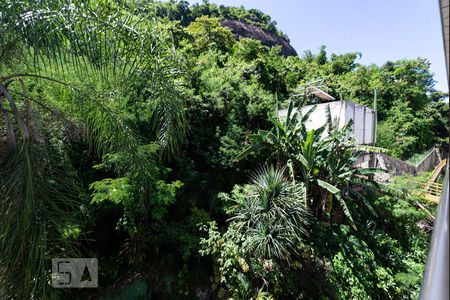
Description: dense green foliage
xmin=0 ymin=0 xmax=446 ymax=299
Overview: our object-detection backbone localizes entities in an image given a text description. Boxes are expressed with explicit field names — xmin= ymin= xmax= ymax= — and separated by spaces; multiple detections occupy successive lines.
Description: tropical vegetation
xmin=0 ymin=0 xmax=447 ymax=299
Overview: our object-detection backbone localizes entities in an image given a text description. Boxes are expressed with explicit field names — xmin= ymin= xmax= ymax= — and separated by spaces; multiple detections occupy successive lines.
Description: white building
xmin=278 ymin=100 xmax=376 ymax=145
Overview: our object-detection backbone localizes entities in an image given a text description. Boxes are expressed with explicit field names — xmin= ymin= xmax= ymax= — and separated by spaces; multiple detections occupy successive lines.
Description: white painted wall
xmin=278 ymin=100 xmax=375 ymax=145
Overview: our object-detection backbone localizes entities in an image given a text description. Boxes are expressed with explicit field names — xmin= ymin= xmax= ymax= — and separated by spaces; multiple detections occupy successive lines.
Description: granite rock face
xmin=221 ymin=19 xmax=297 ymax=56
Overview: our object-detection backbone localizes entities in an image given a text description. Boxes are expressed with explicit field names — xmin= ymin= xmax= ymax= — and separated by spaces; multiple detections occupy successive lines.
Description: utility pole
xmin=370 ymin=89 xmax=378 ymax=170
xmin=373 ymin=88 xmax=377 ymax=146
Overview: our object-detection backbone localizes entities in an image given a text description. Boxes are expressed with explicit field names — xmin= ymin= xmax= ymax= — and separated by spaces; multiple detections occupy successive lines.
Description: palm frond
xmin=2 ymin=0 xmax=186 ymax=156
xmin=0 ymin=140 xmax=81 ymax=299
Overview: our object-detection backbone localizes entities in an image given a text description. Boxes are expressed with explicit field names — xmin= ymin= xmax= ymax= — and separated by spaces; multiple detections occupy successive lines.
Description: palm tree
xmin=1 ymin=1 xmax=186 ymax=298
xmin=228 ymin=166 xmax=310 ymax=262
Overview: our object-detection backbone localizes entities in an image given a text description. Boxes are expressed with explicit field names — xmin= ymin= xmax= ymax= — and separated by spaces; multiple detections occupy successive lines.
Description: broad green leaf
xmin=335 ymin=194 xmax=356 ymax=230
xmin=301 ymin=105 xmax=317 ymax=123
xmin=235 ymin=146 xmax=254 ymax=161
xmin=317 ymin=179 xmax=340 ymax=194
xmin=355 ymin=145 xmax=390 ymax=154
xmin=297 ymin=153 xmax=310 ymax=169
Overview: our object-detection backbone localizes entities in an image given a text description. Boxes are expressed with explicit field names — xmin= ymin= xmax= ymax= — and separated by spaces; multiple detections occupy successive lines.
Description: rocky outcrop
xmin=220 ymin=19 xmax=297 ymax=56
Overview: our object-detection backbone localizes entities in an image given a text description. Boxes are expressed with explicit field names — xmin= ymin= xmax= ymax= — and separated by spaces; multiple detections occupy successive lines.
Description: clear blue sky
xmin=184 ymin=0 xmax=448 ymax=92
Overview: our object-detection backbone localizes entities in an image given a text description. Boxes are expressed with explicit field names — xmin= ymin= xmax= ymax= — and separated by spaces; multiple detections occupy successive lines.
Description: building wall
xmin=355 ymin=148 xmax=443 ymax=176
xmin=278 ymin=100 xmax=375 ymax=145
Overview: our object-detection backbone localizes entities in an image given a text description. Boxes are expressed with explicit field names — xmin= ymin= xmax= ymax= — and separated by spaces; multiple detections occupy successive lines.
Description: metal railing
xmin=419 ymin=170 xmax=449 ymax=300
xmin=409 ymin=179 xmax=444 ymax=204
